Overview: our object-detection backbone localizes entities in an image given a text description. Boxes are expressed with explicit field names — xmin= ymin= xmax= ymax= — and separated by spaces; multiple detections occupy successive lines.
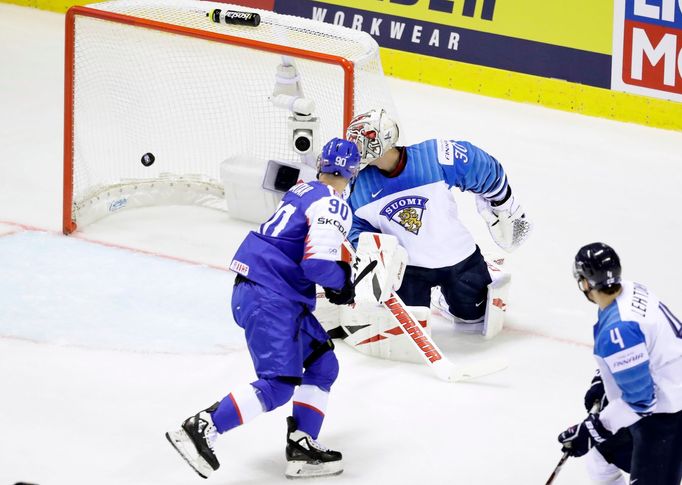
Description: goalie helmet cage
xmin=63 ymin=0 xmax=397 ymax=234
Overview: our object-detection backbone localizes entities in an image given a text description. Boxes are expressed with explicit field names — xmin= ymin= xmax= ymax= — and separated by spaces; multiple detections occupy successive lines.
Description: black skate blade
xmin=165 ymin=430 xmax=211 ymax=479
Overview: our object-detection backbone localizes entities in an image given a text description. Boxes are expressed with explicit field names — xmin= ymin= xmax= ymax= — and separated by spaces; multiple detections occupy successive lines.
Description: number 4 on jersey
xmin=610 ymin=327 xmax=625 ymax=349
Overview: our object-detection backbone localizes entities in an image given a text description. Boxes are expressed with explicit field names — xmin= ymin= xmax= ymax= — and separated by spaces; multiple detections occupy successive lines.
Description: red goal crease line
xmin=0 ymin=220 xmax=230 ymax=272
xmin=63 ymin=5 xmax=356 ymax=235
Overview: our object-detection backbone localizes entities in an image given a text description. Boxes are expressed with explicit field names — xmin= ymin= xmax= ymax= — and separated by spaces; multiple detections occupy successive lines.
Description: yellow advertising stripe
xmin=380 ymin=48 xmax=682 ymax=132
xmin=6 ymin=0 xmax=679 ymax=131
xmin=2 ymin=0 xmax=86 ymax=12
xmin=316 ymin=0 xmax=612 ymax=53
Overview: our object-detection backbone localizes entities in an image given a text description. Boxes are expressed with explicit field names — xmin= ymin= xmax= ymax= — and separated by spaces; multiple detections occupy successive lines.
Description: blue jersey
xmin=348 ymin=139 xmax=508 ymax=268
xmin=594 ymin=280 xmax=682 ymax=432
xmin=229 ymin=181 xmax=352 ymax=308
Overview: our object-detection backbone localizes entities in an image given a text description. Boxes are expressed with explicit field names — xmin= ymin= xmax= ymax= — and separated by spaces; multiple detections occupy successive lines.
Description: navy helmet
xmin=573 ymin=242 xmax=622 ymax=291
xmin=317 ymin=137 xmax=360 ymax=180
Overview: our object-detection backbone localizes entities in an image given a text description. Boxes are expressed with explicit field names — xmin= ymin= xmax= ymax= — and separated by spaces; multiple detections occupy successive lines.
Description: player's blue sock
xmin=293 ymin=402 xmax=325 ymax=439
xmin=292 ymin=384 xmax=330 ymax=439
xmin=210 ymin=384 xmax=266 ymax=433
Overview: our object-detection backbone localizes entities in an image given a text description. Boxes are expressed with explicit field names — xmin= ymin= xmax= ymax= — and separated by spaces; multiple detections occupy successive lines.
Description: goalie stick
xmin=544 ymin=400 xmax=603 ymax=485
xmin=342 ymin=240 xmax=507 ymax=383
xmin=353 ymin=259 xmax=377 ymax=288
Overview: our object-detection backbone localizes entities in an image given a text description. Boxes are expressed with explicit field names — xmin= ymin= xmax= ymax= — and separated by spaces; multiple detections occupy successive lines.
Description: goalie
xmin=342 ymin=109 xmax=532 ymax=339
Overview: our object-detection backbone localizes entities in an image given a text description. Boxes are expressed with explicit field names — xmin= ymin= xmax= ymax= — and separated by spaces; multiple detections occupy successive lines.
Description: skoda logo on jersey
xmin=380 ymin=196 xmax=428 ymax=235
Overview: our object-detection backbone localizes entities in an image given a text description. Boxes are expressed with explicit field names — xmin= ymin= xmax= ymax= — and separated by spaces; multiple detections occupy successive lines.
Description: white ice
xmin=2 ymin=4 xmax=682 ymax=484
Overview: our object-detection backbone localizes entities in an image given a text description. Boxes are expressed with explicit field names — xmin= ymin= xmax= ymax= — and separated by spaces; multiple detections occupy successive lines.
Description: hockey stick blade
xmin=447 ymin=357 xmax=508 ymax=382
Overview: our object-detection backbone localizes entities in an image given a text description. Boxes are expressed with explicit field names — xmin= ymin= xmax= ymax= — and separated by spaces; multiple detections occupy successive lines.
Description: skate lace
xmin=197 ymin=413 xmax=218 ymax=452
xmin=204 ymin=422 xmax=218 ymax=452
xmin=305 ymin=436 xmax=328 ymax=452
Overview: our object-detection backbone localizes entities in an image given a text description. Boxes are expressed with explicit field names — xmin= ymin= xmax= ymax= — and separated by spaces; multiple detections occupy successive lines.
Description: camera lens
xmin=293 ymin=130 xmax=312 ymax=153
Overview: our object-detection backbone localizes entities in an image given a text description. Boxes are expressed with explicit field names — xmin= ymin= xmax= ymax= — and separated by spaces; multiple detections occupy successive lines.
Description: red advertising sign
xmin=613 ymin=0 xmax=682 ymax=101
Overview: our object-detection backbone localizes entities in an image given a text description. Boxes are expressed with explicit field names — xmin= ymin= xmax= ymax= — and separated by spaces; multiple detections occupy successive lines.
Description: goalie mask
xmin=317 ymin=137 xmax=360 ymax=180
xmin=345 ymin=109 xmax=399 ymax=169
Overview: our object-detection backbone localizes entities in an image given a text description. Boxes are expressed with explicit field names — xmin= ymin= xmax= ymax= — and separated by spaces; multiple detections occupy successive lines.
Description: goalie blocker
xmin=317 ymin=233 xmax=511 ymax=367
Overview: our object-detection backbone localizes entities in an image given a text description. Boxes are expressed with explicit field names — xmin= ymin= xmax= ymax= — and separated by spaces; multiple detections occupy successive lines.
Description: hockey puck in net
xmin=141 ymin=152 xmax=155 ymax=167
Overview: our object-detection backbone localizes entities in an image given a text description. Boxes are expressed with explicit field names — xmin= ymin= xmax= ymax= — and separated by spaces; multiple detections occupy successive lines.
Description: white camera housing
xmin=290 ymin=116 xmax=319 ymax=156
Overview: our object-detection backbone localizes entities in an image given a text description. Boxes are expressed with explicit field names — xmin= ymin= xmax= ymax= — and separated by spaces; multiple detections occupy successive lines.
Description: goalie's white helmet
xmin=345 ymin=109 xmax=399 ymax=169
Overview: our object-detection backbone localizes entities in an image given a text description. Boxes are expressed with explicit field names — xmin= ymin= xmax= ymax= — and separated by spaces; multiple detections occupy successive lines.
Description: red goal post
xmin=63 ymin=1 xmax=396 ymax=234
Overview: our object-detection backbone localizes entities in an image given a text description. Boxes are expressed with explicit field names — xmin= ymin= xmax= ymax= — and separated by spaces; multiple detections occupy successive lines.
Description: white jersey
xmin=348 ymin=139 xmax=509 ymax=268
xmin=594 ymin=280 xmax=682 ymax=432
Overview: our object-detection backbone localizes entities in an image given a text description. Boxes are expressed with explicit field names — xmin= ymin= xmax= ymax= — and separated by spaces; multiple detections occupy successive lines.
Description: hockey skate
xmin=285 ymin=416 xmax=343 ymax=479
xmin=165 ymin=403 xmax=220 ymax=479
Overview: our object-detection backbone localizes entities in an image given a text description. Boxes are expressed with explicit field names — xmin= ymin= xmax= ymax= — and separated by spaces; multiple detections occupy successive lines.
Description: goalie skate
xmin=165 ymin=404 xmax=220 ymax=479
xmin=285 ymin=417 xmax=343 ymax=479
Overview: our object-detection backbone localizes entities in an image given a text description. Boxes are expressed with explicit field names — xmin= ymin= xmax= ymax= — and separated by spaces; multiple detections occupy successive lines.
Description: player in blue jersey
xmin=344 ymin=109 xmax=531 ymax=329
xmin=166 ymin=138 xmax=360 ymax=480
xmin=557 ymin=242 xmax=682 ymax=485
xmin=561 ymin=369 xmax=633 ymax=485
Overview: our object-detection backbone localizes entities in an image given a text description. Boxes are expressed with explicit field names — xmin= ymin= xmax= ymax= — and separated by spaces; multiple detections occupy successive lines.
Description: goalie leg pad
xmin=334 ymin=302 xmax=432 ymax=364
xmin=481 ymin=256 xmax=511 ymax=339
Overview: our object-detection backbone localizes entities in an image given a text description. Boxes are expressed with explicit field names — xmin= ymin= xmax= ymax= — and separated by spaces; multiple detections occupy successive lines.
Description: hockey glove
xmin=475 ymin=189 xmax=532 ymax=252
xmin=323 ymin=262 xmax=355 ymax=306
xmin=584 ymin=369 xmax=608 ymax=412
xmin=557 ymin=414 xmax=613 ymax=457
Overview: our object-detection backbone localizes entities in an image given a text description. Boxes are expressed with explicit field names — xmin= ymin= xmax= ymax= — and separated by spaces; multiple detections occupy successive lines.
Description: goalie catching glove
xmin=323 ymin=262 xmax=355 ymax=305
xmin=476 ymin=187 xmax=532 ymax=252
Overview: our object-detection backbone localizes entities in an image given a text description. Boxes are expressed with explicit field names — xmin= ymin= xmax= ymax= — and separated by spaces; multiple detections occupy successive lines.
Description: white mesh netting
xmin=66 ymin=0 xmax=397 ymax=230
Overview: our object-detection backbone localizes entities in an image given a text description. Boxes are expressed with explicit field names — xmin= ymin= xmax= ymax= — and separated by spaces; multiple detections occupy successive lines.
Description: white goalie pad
xmin=317 ymin=297 xmax=431 ymax=364
xmin=316 ymin=241 xmax=509 ymax=379
xmin=315 ymin=237 xmax=509 ymax=365
xmin=316 ymin=232 xmax=419 ymax=363
xmin=353 ymin=232 xmax=407 ymax=304
xmin=482 ymin=256 xmax=511 ymax=339
xmin=431 ymin=254 xmax=511 ymax=339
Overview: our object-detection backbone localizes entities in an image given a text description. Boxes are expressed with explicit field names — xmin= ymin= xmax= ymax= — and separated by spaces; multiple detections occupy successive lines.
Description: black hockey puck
xmin=141 ymin=152 xmax=155 ymax=167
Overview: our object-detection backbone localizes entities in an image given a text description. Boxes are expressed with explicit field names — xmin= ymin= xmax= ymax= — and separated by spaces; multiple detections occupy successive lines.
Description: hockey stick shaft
xmin=544 ymin=453 xmax=569 ymax=485
xmin=382 ymin=285 xmax=508 ymax=381
xmin=381 ymin=292 xmax=459 ymax=381
xmin=353 ymin=259 xmax=377 ymax=288
xmin=342 ymin=240 xmax=459 ymax=382
xmin=545 ymin=400 xmax=603 ymax=485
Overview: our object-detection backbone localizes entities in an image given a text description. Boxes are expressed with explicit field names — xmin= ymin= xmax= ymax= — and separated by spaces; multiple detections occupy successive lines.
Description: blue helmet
xmin=317 ymin=137 xmax=360 ymax=180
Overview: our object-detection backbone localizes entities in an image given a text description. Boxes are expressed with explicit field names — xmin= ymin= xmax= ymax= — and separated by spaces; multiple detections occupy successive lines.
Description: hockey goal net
xmin=63 ymin=0 xmax=397 ymax=233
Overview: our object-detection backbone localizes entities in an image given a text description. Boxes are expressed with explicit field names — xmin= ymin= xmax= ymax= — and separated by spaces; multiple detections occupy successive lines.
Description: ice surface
xmin=1 ymin=4 xmax=682 ymax=484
